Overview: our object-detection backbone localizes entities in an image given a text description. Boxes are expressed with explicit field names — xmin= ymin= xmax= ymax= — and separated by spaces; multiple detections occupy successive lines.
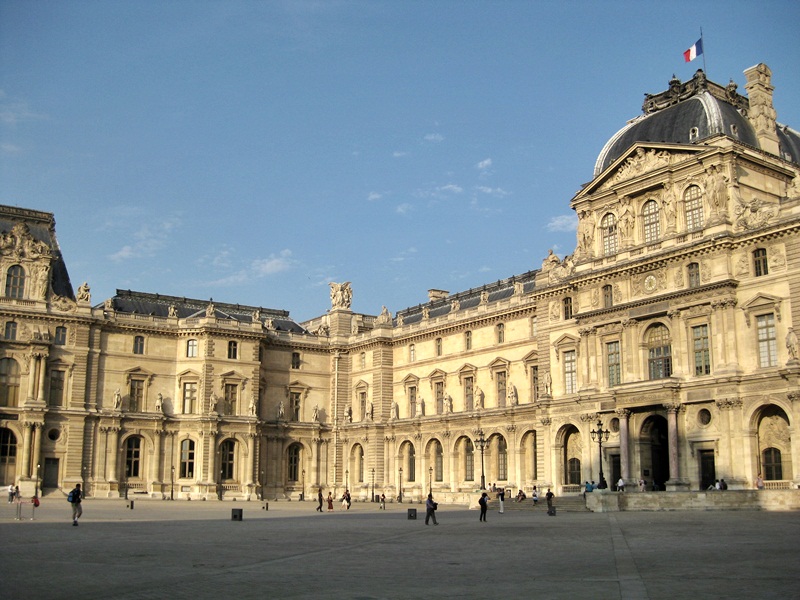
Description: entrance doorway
xmin=43 ymin=457 xmax=59 ymax=490
xmin=610 ymin=454 xmax=621 ymax=490
xmin=640 ymin=415 xmax=669 ymax=490
xmin=699 ymin=450 xmax=715 ymax=490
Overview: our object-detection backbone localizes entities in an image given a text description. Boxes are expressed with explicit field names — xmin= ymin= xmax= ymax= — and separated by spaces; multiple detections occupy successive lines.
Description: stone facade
xmin=1 ymin=64 xmax=799 ymax=502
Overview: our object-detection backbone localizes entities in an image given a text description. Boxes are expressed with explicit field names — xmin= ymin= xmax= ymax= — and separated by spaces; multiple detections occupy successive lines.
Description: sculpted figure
xmin=278 ymin=400 xmax=285 ymax=420
xmin=312 ymin=404 xmax=319 ymax=422
xmin=76 ymin=281 xmax=90 ymax=302
xmin=113 ymin=388 xmax=122 ymax=410
xmin=155 ymin=392 xmax=163 ymax=413
xmin=205 ymin=301 xmax=215 ymax=317
xmin=252 ymin=308 xmax=261 ymax=323
xmin=376 ymin=305 xmax=391 ymax=324
xmin=507 ymin=385 xmax=518 ymax=406
xmin=542 ymin=371 xmax=552 ymax=396
xmin=662 ymin=183 xmax=677 ymax=231
xmin=618 ymin=197 xmax=634 ymax=242
xmin=391 ymin=400 xmax=399 ymax=420
xmin=345 ymin=405 xmax=352 ymax=423
xmin=577 ymin=211 xmax=595 ymax=254
xmin=168 ymin=304 xmax=178 ymax=317
xmin=249 ymin=397 xmax=257 ymax=417
xmin=329 ymin=282 xmax=353 ymax=309
xmin=474 ymin=386 xmax=484 ymax=409
xmin=787 ymin=328 xmax=799 ymax=362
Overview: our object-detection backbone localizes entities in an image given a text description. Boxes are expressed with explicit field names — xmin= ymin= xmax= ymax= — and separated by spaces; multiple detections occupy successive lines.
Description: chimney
xmin=428 ymin=289 xmax=449 ymax=302
xmin=743 ymin=63 xmax=780 ymax=157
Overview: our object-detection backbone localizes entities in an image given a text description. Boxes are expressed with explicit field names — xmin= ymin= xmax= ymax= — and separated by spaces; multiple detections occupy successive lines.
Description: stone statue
xmin=577 ymin=210 xmax=595 ymax=254
xmin=312 ymin=404 xmax=319 ymax=422
xmin=542 ymin=249 xmax=560 ymax=271
xmin=507 ymin=384 xmax=518 ymax=406
xmin=618 ymin=197 xmax=634 ymax=242
xmin=474 ymin=386 xmax=484 ymax=409
xmin=542 ymin=371 xmax=552 ymax=396
xmin=277 ymin=400 xmax=285 ymax=420
xmin=249 ymin=397 xmax=257 ymax=416
xmin=252 ymin=308 xmax=261 ymax=323
xmin=367 ymin=401 xmax=374 ymax=421
xmin=155 ymin=392 xmax=163 ymax=413
xmin=396 ymin=313 xmax=404 ymax=326
xmin=391 ymin=401 xmax=399 ymax=420
xmin=329 ymin=282 xmax=352 ymax=309
xmin=706 ymin=165 xmax=729 ymax=216
xmin=77 ymin=282 xmax=91 ymax=302
xmin=419 ymin=397 xmax=425 ymax=416
xmin=205 ymin=301 xmax=215 ymax=317
xmin=168 ymin=304 xmax=178 ymax=317
xmin=376 ymin=306 xmax=392 ymax=324
xmin=113 ymin=388 xmax=122 ymax=410
xmin=209 ymin=392 xmax=218 ymax=413
xmin=345 ymin=405 xmax=352 ymax=423
xmin=662 ymin=183 xmax=677 ymax=232
xmin=444 ymin=394 xmax=453 ymax=414
xmin=422 ymin=306 xmax=430 ymax=320
xmin=104 ymin=298 xmax=114 ymax=312
xmin=787 ymin=328 xmax=799 ymax=362
xmin=480 ymin=291 xmax=489 ymax=305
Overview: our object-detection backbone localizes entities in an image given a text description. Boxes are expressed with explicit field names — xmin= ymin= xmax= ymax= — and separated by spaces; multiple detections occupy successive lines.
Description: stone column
xmin=31 ymin=423 xmax=43 ymax=479
xmin=540 ymin=418 xmax=553 ymax=486
xmin=152 ymin=430 xmax=163 ymax=488
xmin=245 ymin=433 xmax=255 ymax=487
xmin=310 ymin=436 xmax=320 ymax=488
xmin=616 ymin=409 xmax=631 ymax=483
xmin=21 ymin=422 xmax=33 ymax=478
xmin=36 ymin=354 xmax=48 ymax=403
xmin=107 ymin=427 xmax=120 ymax=483
xmin=26 ymin=354 xmax=38 ymax=402
xmin=663 ymin=403 xmax=687 ymax=490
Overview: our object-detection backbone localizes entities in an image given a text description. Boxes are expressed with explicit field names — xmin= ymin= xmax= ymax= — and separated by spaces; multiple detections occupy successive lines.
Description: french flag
xmin=683 ymin=39 xmax=703 ymax=62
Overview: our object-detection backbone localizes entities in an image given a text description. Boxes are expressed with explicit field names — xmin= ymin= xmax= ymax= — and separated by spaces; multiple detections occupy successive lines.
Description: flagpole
xmin=700 ymin=27 xmax=706 ymax=74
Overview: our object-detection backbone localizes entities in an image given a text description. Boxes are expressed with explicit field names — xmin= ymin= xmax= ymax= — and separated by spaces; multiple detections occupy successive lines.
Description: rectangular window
xmin=465 ymin=445 xmax=474 ymax=481
xmin=129 ymin=379 xmax=144 ymax=412
xmin=496 ymin=370 xmax=507 ymax=407
xmin=291 ymin=391 xmax=302 ymax=421
xmin=564 ymin=350 xmax=577 ymax=394
xmin=292 ymin=352 xmax=301 ymax=369
xmin=409 ymin=386 xmax=417 ymax=418
xmin=133 ymin=336 xmax=144 ymax=355
xmin=182 ymin=382 xmax=197 ymax=414
xmin=227 ymin=341 xmax=238 ymax=360
xmin=530 ymin=365 xmax=539 ymax=401
xmin=359 ymin=352 xmax=366 ymax=369
xmin=225 ymin=383 xmax=238 ymax=415
xmin=54 ymin=326 xmax=67 ymax=345
xmin=464 ymin=376 xmax=474 ymax=412
xmin=49 ymin=369 xmax=65 ymax=407
xmin=435 ymin=381 xmax=444 ymax=414
xmin=606 ymin=341 xmax=621 ymax=387
xmin=688 ymin=263 xmax=701 ymax=288
xmin=692 ymin=325 xmax=711 ymax=375
xmin=125 ymin=438 xmax=141 ymax=478
xmin=602 ymin=285 xmax=613 ymax=309
xmin=753 ymin=249 xmax=769 ymax=277
xmin=465 ymin=331 xmax=472 ymax=350
xmin=359 ymin=391 xmax=366 ymax=420
xmin=180 ymin=440 xmax=195 ymax=478
xmin=4 ymin=322 xmax=17 ymax=340
xmin=756 ymin=314 xmax=777 ymax=367
xmin=186 ymin=339 xmax=198 ymax=358
xmin=563 ymin=297 xmax=573 ymax=320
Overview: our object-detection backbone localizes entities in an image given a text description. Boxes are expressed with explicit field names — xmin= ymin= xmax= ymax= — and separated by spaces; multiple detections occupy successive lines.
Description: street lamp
xmin=301 ymin=469 xmax=305 ymax=501
xmin=345 ymin=469 xmax=349 ymax=491
xmin=371 ymin=468 xmax=375 ymax=502
xmin=35 ymin=463 xmax=40 ymax=499
xmin=474 ymin=430 xmax=487 ymax=490
xmin=398 ymin=467 xmax=403 ymax=503
xmin=170 ymin=465 xmax=175 ymax=501
xmin=591 ymin=419 xmax=610 ymax=490
xmin=428 ymin=466 xmax=433 ymax=495
xmin=82 ymin=465 xmax=87 ymax=499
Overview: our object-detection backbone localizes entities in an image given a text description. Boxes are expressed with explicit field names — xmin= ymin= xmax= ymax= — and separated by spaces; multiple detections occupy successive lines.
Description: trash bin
xmin=231 ymin=508 xmax=243 ymax=521
xmin=374 ymin=494 xmax=381 ymax=503
xmin=407 ymin=508 xmax=417 ymax=520
xmin=128 ymin=500 xmax=134 ymax=510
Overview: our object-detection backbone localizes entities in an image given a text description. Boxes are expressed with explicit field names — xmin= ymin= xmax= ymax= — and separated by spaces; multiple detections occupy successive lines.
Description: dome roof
xmin=594 ymin=70 xmax=799 ymax=177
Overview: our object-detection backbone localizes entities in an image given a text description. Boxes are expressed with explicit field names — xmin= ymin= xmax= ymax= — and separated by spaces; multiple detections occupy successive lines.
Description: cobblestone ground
xmin=3 ymin=498 xmax=799 ymax=599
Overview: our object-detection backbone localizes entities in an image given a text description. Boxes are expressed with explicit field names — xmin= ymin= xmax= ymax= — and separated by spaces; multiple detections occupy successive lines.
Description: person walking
xmin=326 ymin=492 xmax=334 ymax=512
xmin=545 ymin=488 xmax=555 ymax=516
xmin=69 ymin=483 xmax=82 ymax=526
xmin=379 ymin=493 xmax=386 ymax=510
xmin=316 ymin=488 xmax=324 ymax=512
xmin=478 ymin=492 xmax=488 ymax=522
xmin=425 ymin=493 xmax=438 ymax=525
xmin=7 ymin=483 xmax=14 ymax=504
xmin=498 ymin=488 xmax=505 ymax=514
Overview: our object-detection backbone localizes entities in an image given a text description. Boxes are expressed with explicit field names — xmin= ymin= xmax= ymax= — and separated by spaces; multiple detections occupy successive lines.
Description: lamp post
xmin=35 ymin=463 xmax=40 ymax=499
xmin=81 ymin=465 xmax=87 ymax=499
xmin=301 ymin=469 xmax=305 ymax=501
xmin=398 ymin=467 xmax=403 ymax=503
xmin=345 ymin=469 xmax=349 ymax=491
xmin=260 ymin=470 xmax=265 ymax=500
xmin=475 ymin=430 xmax=487 ymax=490
xmin=591 ymin=419 xmax=610 ymax=489
xmin=170 ymin=465 xmax=175 ymax=501
xmin=371 ymin=468 xmax=375 ymax=502
xmin=428 ymin=466 xmax=433 ymax=495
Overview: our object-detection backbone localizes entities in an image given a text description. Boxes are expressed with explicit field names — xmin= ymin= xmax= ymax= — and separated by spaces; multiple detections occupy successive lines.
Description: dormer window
xmin=689 ymin=127 xmax=699 ymax=141
xmin=730 ymin=124 xmax=738 ymax=137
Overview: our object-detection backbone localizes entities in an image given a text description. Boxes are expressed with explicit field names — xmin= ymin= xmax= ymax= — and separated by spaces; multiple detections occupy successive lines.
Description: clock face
xmin=644 ymin=274 xmax=657 ymax=292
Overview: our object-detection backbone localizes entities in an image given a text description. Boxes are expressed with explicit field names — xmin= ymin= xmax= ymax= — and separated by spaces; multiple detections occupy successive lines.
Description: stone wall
xmin=586 ymin=490 xmax=800 ymax=512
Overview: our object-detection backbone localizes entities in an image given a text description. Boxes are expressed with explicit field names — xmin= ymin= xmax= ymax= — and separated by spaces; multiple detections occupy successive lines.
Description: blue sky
xmin=2 ymin=1 xmax=799 ymax=322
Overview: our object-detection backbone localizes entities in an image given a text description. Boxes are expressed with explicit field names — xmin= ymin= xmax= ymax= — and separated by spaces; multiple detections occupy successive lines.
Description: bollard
xmin=263 ymin=501 xmax=269 ymax=511
xmin=231 ymin=508 xmax=243 ymax=521
xmin=407 ymin=508 xmax=417 ymax=520
xmin=127 ymin=500 xmax=135 ymax=510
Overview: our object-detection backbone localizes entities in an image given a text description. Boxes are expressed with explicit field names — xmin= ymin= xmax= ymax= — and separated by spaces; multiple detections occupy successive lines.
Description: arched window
xmin=762 ymin=447 xmax=782 ymax=481
xmin=496 ymin=323 xmax=505 ymax=344
xmin=642 ymin=199 xmax=661 ymax=243
xmin=0 ymin=428 xmax=17 ymax=483
xmin=464 ymin=439 xmax=474 ymax=482
xmin=432 ymin=442 xmax=442 ymax=482
xmin=684 ymin=185 xmax=704 ymax=231
xmin=227 ymin=341 xmax=238 ymax=360
xmin=180 ymin=439 xmax=195 ymax=478
xmin=287 ymin=444 xmax=300 ymax=482
xmin=133 ymin=335 xmax=145 ymax=355
xmin=4 ymin=321 xmax=17 ymax=340
xmin=563 ymin=297 xmax=573 ymax=320
xmin=567 ymin=458 xmax=581 ymax=485
xmin=5 ymin=265 xmax=25 ymax=299
xmin=220 ymin=440 xmax=236 ymax=480
xmin=601 ymin=213 xmax=617 ymax=256
xmin=753 ymin=248 xmax=769 ymax=277
xmin=125 ymin=437 xmax=142 ymax=479
xmin=647 ymin=324 xmax=673 ymax=379
xmin=186 ymin=339 xmax=198 ymax=358
xmin=0 ymin=358 xmax=20 ymax=407
xmin=407 ymin=445 xmax=416 ymax=482
xmin=602 ymin=285 xmax=613 ymax=308
xmin=356 ymin=445 xmax=364 ymax=483
xmin=497 ymin=437 xmax=508 ymax=480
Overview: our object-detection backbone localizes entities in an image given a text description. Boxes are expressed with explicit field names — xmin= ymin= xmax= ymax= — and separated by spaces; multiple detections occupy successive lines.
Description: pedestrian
xmin=532 ymin=486 xmax=539 ymax=506
xmin=316 ymin=488 xmax=323 ymax=512
xmin=583 ymin=480 xmax=592 ymax=499
xmin=341 ymin=490 xmax=348 ymax=510
xmin=7 ymin=483 xmax=13 ymax=504
xmin=326 ymin=492 xmax=334 ymax=512
xmin=545 ymin=488 xmax=554 ymax=515
xmin=379 ymin=493 xmax=386 ymax=509
xmin=617 ymin=477 xmax=625 ymax=492
xmin=638 ymin=478 xmax=646 ymax=492
xmin=755 ymin=474 xmax=765 ymax=490
xmin=14 ymin=485 xmax=20 ymax=501
xmin=425 ymin=493 xmax=438 ymax=525
xmin=498 ymin=488 xmax=505 ymax=514
xmin=346 ymin=490 xmax=351 ymax=510
xmin=719 ymin=479 xmax=728 ymax=490
xmin=69 ymin=483 xmax=82 ymax=526
xmin=478 ymin=492 xmax=488 ymax=522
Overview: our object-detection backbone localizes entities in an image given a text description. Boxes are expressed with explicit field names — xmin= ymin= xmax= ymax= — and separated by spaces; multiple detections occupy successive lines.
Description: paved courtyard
xmin=2 ymin=497 xmax=799 ymax=599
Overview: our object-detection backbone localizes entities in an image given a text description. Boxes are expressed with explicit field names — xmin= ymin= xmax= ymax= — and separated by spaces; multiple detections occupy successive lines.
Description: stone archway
xmin=640 ymin=416 xmax=669 ymax=490
xmin=756 ymin=404 xmax=792 ymax=483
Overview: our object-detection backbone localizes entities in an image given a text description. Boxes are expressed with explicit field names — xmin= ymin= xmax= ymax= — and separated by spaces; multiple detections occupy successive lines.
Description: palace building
xmin=1 ymin=63 xmax=799 ymax=502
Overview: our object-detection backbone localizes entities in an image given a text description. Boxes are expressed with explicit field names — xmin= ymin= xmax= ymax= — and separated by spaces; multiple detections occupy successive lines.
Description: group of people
xmin=708 ymin=479 xmax=729 ymax=491
xmin=478 ymin=487 xmax=553 ymax=522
